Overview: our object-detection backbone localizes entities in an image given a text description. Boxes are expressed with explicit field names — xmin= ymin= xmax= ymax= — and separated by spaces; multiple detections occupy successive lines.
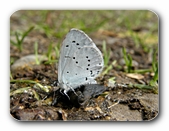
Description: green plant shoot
xmin=10 ymin=26 xmax=34 ymax=52
xmin=122 ymin=47 xmax=133 ymax=73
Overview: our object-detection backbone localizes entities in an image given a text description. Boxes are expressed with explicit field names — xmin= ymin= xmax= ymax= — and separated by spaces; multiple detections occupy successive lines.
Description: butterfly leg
xmin=63 ymin=89 xmax=70 ymax=100
xmin=71 ymin=87 xmax=78 ymax=96
xmin=60 ymin=89 xmax=70 ymax=99
xmin=59 ymin=89 xmax=64 ymax=95
xmin=67 ymin=84 xmax=78 ymax=96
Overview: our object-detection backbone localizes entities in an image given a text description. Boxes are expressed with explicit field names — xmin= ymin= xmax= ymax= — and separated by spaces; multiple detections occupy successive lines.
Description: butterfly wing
xmin=58 ymin=28 xmax=104 ymax=92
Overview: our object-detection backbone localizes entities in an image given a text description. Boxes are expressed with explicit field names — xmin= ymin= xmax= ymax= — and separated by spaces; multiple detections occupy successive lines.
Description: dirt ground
xmin=10 ymin=11 xmax=158 ymax=121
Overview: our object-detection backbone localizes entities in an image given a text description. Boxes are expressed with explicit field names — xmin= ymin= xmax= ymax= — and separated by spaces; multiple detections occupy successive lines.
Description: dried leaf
xmin=126 ymin=73 xmax=144 ymax=80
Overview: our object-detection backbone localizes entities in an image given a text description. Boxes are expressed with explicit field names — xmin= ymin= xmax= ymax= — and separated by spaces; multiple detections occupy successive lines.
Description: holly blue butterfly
xmin=57 ymin=28 xmax=104 ymax=97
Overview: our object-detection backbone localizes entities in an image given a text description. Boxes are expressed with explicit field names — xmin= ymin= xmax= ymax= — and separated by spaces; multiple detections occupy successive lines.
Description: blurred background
xmin=10 ymin=10 xmax=158 ymax=52
xmin=10 ymin=10 xmax=158 ymax=68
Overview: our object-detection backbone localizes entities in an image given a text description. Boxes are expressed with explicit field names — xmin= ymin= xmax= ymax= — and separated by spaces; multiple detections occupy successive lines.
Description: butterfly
xmin=57 ymin=28 xmax=104 ymax=97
